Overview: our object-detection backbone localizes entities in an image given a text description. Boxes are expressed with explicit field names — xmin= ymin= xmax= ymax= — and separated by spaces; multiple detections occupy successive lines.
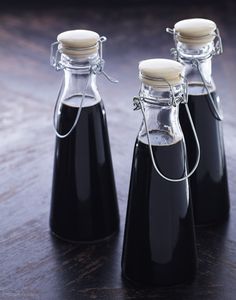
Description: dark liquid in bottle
xmin=180 ymin=83 xmax=229 ymax=226
xmin=122 ymin=139 xmax=197 ymax=286
xmin=50 ymin=100 xmax=119 ymax=242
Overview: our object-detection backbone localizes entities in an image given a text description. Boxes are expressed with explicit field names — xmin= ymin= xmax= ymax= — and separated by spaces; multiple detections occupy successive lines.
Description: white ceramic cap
xmin=139 ymin=58 xmax=184 ymax=88
xmin=57 ymin=29 xmax=100 ymax=58
xmin=174 ymin=18 xmax=216 ymax=46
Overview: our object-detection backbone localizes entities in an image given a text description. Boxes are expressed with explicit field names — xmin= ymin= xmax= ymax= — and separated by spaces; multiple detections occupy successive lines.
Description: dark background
xmin=0 ymin=0 xmax=236 ymax=299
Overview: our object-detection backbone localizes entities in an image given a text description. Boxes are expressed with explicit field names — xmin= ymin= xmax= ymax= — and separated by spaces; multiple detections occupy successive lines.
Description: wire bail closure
xmin=133 ymin=78 xmax=200 ymax=182
xmin=50 ymin=36 xmax=118 ymax=139
xmin=166 ymin=27 xmax=223 ymax=59
xmin=50 ymin=36 xmax=118 ymax=82
xmin=136 ymin=76 xmax=188 ymax=108
xmin=191 ymin=58 xmax=223 ymax=120
xmin=50 ymin=41 xmax=60 ymax=70
xmin=166 ymin=27 xmax=223 ymax=121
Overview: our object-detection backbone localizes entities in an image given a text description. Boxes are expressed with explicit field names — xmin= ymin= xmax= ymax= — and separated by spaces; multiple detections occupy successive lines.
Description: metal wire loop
xmin=192 ymin=59 xmax=223 ymax=121
xmin=166 ymin=27 xmax=223 ymax=121
xmin=50 ymin=41 xmax=62 ymax=70
xmin=213 ymin=27 xmax=223 ymax=55
xmin=51 ymin=36 xmax=118 ymax=139
xmin=53 ymin=76 xmax=91 ymax=139
xmin=133 ymin=85 xmax=200 ymax=182
xmin=97 ymin=36 xmax=118 ymax=83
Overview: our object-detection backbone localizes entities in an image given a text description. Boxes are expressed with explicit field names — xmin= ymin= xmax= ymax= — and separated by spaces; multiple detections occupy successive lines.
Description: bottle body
xmin=178 ymin=43 xmax=229 ymax=226
xmin=122 ymin=138 xmax=197 ymax=286
xmin=50 ymin=55 xmax=119 ymax=242
xmin=122 ymin=83 xmax=197 ymax=286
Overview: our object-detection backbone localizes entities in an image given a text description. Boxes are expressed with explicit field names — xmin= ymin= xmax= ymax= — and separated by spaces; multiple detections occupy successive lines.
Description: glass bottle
xmin=122 ymin=59 xmax=198 ymax=286
xmin=49 ymin=30 xmax=119 ymax=242
xmin=167 ymin=18 xmax=230 ymax=226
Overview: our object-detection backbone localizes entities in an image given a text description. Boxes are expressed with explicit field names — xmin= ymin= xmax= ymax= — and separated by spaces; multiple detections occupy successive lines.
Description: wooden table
xmin=0 ymin=2 xmax=236 ymax=299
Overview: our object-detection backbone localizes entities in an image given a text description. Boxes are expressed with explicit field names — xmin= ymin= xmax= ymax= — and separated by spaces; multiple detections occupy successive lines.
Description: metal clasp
xmin=213 ymin=27 xmax=223 ymax=55
xmin=133 ymin=97 xmax=141 ymax=110
xmin=166 ymin=27 xmax=223 ymax=121
xmin=50 ymin=41 xmax=63 ymax=71
xmin=133 ymin=85 xmax=200 ymax=182
xmin=51 ymin=36 xmax=118 ymax=139
xmin=166 ymin=26 xmax=223 ymax=58
xmin=96 ymin=36 xmax=118 ymax=83
xmin=166 ymin=28 xmax=180 ymax=61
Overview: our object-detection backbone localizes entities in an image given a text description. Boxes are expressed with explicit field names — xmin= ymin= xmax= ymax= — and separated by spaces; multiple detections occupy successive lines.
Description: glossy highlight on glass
xmin=50 ymin=101 xmax=119 ymax=242
xmin=180 ymin=84 xmax=229 ymax=226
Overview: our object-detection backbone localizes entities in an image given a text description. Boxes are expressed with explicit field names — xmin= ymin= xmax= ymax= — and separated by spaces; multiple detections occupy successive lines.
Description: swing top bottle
xmin=50 ymin=29 xmax=119 ymax=243
xmin=122 ymin=59 xmax=197 ymax=286
xmin=167 ymin=18 xmax=230 ymax=226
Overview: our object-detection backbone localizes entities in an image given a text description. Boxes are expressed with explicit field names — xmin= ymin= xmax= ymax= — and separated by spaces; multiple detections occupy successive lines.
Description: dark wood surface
xmin=0 ymin=2 xmax=236 ymax=299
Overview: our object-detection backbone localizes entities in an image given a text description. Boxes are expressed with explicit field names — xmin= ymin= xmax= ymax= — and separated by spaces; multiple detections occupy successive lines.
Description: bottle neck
xmin=138 ymin=84 xmax=183 ymax=146
xmin=176 ymin=42 xmax=215 ymax=94
xmin=59 ymin=53 xmax=101 ymax=107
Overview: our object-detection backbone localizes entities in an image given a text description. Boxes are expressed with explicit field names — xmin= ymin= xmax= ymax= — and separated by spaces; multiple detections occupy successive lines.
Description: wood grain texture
xmin=0 ymin=2 xmax=236 ymax=299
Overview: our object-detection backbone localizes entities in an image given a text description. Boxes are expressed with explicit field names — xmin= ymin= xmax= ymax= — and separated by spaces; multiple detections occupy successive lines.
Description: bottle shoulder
xmin=187 ymin=81 xmax=216 ymax=96
xmin=61 ymin=94 xmax=102 ymax=108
